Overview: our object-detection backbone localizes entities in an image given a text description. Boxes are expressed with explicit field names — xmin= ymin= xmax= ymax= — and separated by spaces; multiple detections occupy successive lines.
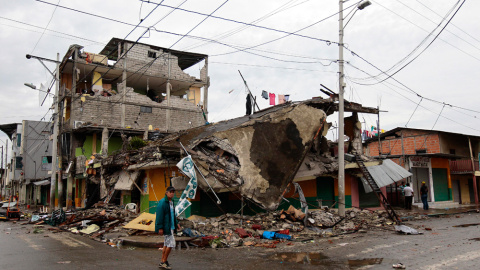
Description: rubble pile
xmin=20 ymin=203 xmax=431 ymax=250
xmin=176 ymin=206 xmax=425 ymax=248
xmin=28 ymin=204 xmax=138 ymax=245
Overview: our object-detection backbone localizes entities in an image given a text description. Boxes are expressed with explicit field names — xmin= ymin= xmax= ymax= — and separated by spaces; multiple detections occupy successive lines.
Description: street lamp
xmin=25 ymin=53 xmax=60 ymax=210
xmin=338 ymin=0 xmax=371 ymax=217
xmin=24 ymin=83 xmax=36 ymax=89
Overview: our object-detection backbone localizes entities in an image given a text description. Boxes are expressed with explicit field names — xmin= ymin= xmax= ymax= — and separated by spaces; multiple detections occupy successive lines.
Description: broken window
xmin=140 ymin=106 xmax=152 ymax=113
xmin=17 ymin=133 xmax=21 ymax=147
xmin=15 ymin=156 xmax=23 ymax=169
xmin=147 ymin=51 xmax=156 ymax=58
xmin=42 ymin=156 xmax=52 ymax=171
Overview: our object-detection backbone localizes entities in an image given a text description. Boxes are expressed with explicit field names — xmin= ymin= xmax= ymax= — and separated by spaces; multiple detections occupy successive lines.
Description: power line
xmin=414 ymin=0 xmax=480 ymax=44
xmin=139 ymin=0 xmax=344 ymax=48
xmin=59 ymin=1 xmax=190 ymax=128
xmin=170 ymin=0 xmax=229 ymax=48
xmin=345 ymin=63 xmax=480 ymax=133
xmin=356 ymin=0 xmax=466 ymax=84
xmin=344 ymin=42 xmax=480 ymax=117
xmin=206 ymin=2 xmax=359 ymax=57
xmin=35 ymin=0 xmax=141 ymax=28
xmin=64 ymin=0 xmax=170 ymax=110
xmin=31 ymin=0 xmax=61 ymax=54
xmin=181 ymin=0 xmax=312 ymax=51
xmin=361 ymin=0 xmax=460 ymax=81
xmin=210 ymin=61 xmax=336 ymax=72
xmin=0 ymin=17 xmax=105 ymax=45
xmin=396 ymin=0 xmax=480 ymax=53
xmin=33 ymin=0 xmax=343 ymax=66
xmin=38 ymin=0 xmax=340 ymax=48
xmin=370 ymin=0 xmax=480 ymax=70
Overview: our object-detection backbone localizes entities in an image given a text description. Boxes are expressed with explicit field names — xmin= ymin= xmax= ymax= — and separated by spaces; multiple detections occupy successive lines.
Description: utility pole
xmin=338 ymin=0 xmax=346 ymax=217
xmin=1 ymin=145 xmax=3 ymax=169
xmin=337 ymin=0 xmax=371 ymax=218
xmin=50 ymin=53 xmax=60 ymax=209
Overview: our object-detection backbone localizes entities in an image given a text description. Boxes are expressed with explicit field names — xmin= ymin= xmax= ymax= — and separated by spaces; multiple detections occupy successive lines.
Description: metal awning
xmin=362 ymin=159 xmax=412 ymax=193
xmin=1 ymin=201 xmax=17 ymax=208
xmin=33 ymin=179 xmax=51 ymax=186
xmin=114 ymin=171 xmax=141 ymax=191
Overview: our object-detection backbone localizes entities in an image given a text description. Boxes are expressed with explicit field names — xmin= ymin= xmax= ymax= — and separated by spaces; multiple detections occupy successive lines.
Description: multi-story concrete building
xmin=364 ymin=127 xmax=480 ymax=208
xmin=0 ymin=121 xmax=52 ymax=205
xmin=55 ymin=38 xmax=209 ymax=209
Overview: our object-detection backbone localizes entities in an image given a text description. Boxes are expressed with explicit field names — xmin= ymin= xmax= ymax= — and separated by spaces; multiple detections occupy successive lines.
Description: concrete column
xmin=101 ymin=128 xmax=109 ymax=157
xmin=203 ymin=57 xmax=209 ymax=121
xmin=100 ymin=166 xmax=107 ymax=199
xmin=121 ymin=43 xmax=127 ymax=128
xmin=166 ymin=82 xmax=172 ymax=131
xmin=66 ymin=174 xmax=73 ymax=208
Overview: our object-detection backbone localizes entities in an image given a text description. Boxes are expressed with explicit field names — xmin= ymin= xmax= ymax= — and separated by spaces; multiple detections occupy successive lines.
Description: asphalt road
xmin=1 ymin=211 xmax=480 ymax=269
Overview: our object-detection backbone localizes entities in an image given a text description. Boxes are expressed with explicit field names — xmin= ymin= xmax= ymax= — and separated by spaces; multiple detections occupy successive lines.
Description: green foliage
xmin=128 ymin=137 xmax=147 ymax=150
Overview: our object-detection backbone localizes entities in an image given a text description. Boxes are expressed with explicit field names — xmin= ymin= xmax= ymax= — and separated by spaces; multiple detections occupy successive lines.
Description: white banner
xmin=175 ymin=156 xmax=198 ymax=216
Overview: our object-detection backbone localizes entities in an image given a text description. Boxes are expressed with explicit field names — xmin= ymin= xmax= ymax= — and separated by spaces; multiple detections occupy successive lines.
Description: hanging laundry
xmin=246 ymin=94 xmax=252 ymax=115
xmin=269 ymin=93 xmax=276 ymax=106
xmin=261 ymin=90 xmax=268 ymax=99
xmin=284 ymin=94 xmax=290 ymax=102
xmin=278 ymin=94 xmax=285 ymax=104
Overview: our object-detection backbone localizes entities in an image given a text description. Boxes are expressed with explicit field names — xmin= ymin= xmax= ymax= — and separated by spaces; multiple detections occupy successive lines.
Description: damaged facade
xmin=364 ymin=127 xmax=480 ymax=208
xmin=0 ymin=121 xmax=52 ymax=206
xmin=54 ymin=38 xmax=209 ymax=209
xmin=95 ymin=96 xmax=411 ymax=217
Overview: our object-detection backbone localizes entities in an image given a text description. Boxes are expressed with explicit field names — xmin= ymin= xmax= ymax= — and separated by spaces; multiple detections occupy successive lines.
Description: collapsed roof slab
xmin=158 ymin=101 xmax=327 ymax=210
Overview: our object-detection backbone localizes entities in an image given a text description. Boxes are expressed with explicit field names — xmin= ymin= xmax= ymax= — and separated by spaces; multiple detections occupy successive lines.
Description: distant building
xmin=0 ymin=121 xmax=52 ymax=205
xmin=55 ymin=38 xmax=209 ymax=209
xmin=364 ymin=127 xmax=480 ymax=208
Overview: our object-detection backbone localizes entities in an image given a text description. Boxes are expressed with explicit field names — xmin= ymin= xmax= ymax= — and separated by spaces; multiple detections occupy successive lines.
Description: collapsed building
xmin=53 ymin=38 xmax=209 ymax=209
xmin=93 ymin=96 xmax=410 ymax=216
xmin=43 ymin=38 xmax=410 ymax=216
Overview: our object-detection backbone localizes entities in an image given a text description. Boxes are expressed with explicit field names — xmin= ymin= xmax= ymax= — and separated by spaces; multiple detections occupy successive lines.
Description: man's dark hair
xmin=406 ymin=183 xmax=410 ymax=187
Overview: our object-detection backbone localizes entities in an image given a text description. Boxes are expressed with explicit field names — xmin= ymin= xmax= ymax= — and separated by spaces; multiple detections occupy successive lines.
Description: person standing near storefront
xmin=420 ymin=181 xmax=429 ymax=210
xmin=403 ymin=183 xmax=414 ymax=210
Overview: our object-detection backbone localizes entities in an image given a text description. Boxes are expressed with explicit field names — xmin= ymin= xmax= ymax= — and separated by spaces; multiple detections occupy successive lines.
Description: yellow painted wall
xmin=93 ymin=71 xmax=102 ymax=86
xmin=187 ymin=87 xmax=201 ymax=106
xmin=146 ymin=167 xmax=179 ymax=201
xmin=458 ymin=176 xmax=472 ymax=204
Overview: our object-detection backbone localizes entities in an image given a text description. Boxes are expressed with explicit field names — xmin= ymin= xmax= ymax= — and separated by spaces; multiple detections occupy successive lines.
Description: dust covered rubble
xmin=177 ymin=207 xmax=428 ymax=248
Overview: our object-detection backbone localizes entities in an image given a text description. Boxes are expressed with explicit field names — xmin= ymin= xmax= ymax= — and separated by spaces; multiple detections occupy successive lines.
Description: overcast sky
xmin=1 ymin=0 xmax=479 ymax=164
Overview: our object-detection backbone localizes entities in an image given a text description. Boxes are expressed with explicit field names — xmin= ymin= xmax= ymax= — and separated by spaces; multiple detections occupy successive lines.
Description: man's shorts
xmin=164 ymin=230 xmax=176 ymax=248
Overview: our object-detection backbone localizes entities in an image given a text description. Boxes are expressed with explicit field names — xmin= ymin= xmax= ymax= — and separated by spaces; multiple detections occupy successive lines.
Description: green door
xmin=358 ymin=178 xmax=380 ymax=208
xmin=316 ymin=177 xmax=335 ymax=208
xmin=433 ymin=168 xmax=449 ymax=201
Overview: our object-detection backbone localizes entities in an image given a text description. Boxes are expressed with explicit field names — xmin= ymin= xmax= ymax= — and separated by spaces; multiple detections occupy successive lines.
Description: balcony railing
xmin=449 ymin=159 xmax=479 ymax=174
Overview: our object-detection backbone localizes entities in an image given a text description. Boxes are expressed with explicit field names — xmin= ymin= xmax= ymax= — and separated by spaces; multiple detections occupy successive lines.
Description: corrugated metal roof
xmin=114 ymin=171 xmax=141 ymax=191
xmin=365 ymin=159 xmax=412 ymax=189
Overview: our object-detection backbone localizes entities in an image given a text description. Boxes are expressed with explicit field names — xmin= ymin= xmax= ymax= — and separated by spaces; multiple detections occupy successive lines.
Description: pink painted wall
xmin=350 ymin=175 xmax=360 ymax=208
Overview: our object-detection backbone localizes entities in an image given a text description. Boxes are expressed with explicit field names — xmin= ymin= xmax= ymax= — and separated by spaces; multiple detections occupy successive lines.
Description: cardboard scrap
xmin=79 ymin=224 xmax=100 ymax=234
xmin=123 ymin=212 xmax=156 ymax=232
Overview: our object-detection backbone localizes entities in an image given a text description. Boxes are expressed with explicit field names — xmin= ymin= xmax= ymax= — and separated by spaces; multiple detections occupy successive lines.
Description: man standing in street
xmin=403 ymin=183 xmax=414 ymax=210
xmin=155 ymin=186 xmax=181 ymax=269
xmin=420 ymin=181 xmax=429 ymax=210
